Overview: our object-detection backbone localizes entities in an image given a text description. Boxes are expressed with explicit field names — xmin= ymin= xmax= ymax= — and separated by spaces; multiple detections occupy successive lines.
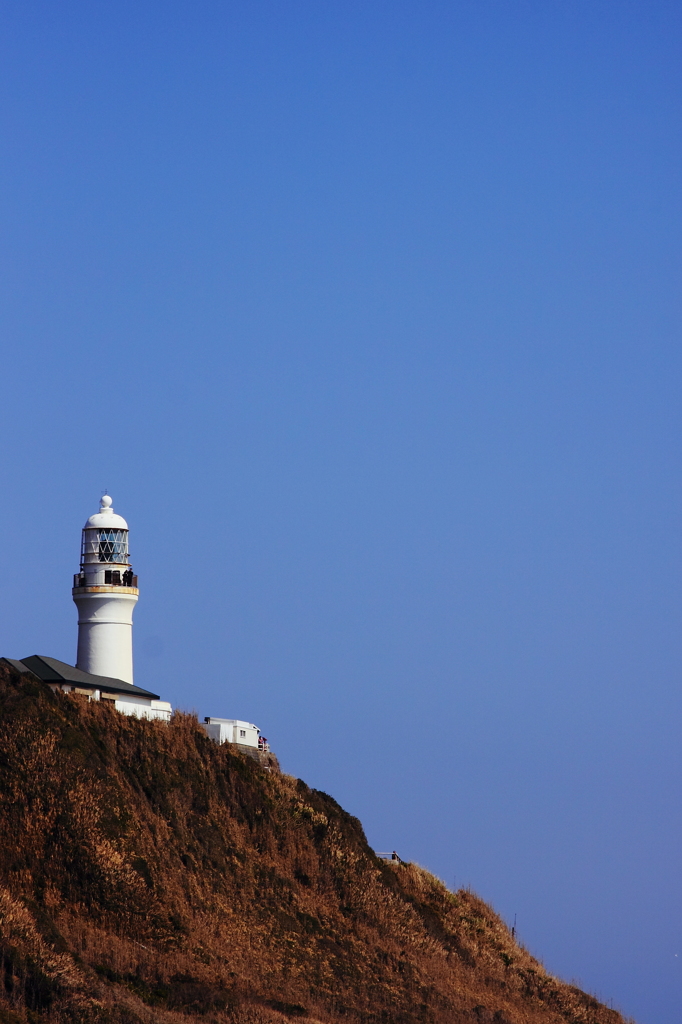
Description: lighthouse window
xmin=98 ymin=530 xmax=128 ymax=563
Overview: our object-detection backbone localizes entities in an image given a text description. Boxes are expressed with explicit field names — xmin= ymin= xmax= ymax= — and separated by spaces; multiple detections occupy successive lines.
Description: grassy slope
xmin=0 ymin=665 xmax=630 ymax=1024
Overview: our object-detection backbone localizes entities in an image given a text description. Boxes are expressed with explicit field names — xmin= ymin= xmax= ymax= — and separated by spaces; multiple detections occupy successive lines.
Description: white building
xmin=1 ymin=494 xmax=170 ymax=718
xmin=2 ymin=655 xmax=172 ymax=722
xmin=203 ymin=717 xmax=261 ymax=749
xmin=2 ymin=494 xmax=271 ymax=747
xmin=62 ymin=494 xmax=171 ymax=720
xmin=72 ymin=494 xmax=138 ymax=685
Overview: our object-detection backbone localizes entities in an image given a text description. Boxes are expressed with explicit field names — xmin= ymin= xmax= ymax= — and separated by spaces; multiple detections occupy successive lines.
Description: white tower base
xmin=73 ymin=589 xmax=138 ymax=684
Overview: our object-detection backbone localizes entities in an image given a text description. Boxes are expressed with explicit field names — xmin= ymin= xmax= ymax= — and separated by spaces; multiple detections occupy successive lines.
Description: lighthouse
xmin=72 ymin=495 xmax=138 ymax=684
xmin=2 ymin=494 xmax=171 ymax=720
xmin=0 ymin=494 xmax=276 ymax=738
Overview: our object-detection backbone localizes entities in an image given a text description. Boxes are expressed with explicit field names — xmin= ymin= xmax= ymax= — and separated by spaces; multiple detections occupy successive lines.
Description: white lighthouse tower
xmin=72 ymin=495 xmax=138 ymax=684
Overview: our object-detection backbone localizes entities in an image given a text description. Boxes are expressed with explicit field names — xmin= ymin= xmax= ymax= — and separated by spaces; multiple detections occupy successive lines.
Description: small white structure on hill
xmin=203 ymin=718 xmax=261 ymax=749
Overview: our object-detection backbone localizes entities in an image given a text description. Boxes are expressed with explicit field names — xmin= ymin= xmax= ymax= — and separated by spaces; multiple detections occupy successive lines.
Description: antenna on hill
xmin=511 ymin=914 xmax=517 ymax=939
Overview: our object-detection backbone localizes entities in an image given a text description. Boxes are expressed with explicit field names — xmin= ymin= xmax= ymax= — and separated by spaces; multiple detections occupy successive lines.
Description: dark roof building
xmin=1 ymin=656 xmax=161 ymax=701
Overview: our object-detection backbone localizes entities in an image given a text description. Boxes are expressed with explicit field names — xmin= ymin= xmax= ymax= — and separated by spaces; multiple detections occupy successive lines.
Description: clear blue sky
xmin=1 ymin=3 xmax=680 ymax=1020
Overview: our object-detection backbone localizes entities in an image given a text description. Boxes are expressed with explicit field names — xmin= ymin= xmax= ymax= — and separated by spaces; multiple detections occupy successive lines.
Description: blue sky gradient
xmin=1 ymin=3 xmax=681 ymax=1020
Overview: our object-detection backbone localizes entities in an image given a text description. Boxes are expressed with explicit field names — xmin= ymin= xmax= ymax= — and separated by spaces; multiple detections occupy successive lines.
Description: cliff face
xmin=0 ymin=664 xmax=628 ymax=1024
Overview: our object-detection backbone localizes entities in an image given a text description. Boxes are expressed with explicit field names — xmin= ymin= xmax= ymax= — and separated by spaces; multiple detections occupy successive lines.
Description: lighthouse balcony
xmin=73 ymin=572 xmax=138 ymax=589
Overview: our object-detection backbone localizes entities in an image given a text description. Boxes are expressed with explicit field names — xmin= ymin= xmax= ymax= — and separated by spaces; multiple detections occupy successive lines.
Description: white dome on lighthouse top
xmin=84 ymin=495 xmax=129 ymax=531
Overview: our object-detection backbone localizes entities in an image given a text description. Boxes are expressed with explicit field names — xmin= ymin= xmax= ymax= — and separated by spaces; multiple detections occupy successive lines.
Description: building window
xmin=240 ymin=729 xmax=246 ymax=738
xmin=97 ymin=530 xmax=128 ymax=563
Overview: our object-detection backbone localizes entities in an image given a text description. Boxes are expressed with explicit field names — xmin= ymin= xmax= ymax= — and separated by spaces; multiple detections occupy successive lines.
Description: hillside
xmin=0 ymin=663 xmax=629 ymax=1024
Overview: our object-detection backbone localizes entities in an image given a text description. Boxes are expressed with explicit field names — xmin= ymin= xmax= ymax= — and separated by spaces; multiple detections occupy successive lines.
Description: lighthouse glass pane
xmin=97 ymin=530 xmax=128 ymax=563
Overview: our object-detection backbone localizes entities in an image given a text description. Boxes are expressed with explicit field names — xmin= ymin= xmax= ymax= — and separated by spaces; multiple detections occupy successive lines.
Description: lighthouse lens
xmin=97 ymin=530 xmax=128 ymax=563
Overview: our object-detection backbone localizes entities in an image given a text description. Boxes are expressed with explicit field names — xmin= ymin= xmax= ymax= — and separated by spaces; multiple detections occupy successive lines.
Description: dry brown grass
xmin=0 ymin=664 xmax=631 ymax=1024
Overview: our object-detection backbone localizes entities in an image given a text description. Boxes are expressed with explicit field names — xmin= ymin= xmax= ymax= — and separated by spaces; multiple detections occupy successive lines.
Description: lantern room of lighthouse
xmin=72 ymin=495 xmax=139 ymax=685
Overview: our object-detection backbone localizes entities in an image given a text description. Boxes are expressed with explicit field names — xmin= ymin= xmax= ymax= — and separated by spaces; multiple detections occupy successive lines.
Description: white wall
xmin=114 ymin=697 xmax=172 ymax=722
xmin=73 ymin=590 xmax=138 ymax=684
xmin=202 ymin=718 xmax=260 ymax=748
